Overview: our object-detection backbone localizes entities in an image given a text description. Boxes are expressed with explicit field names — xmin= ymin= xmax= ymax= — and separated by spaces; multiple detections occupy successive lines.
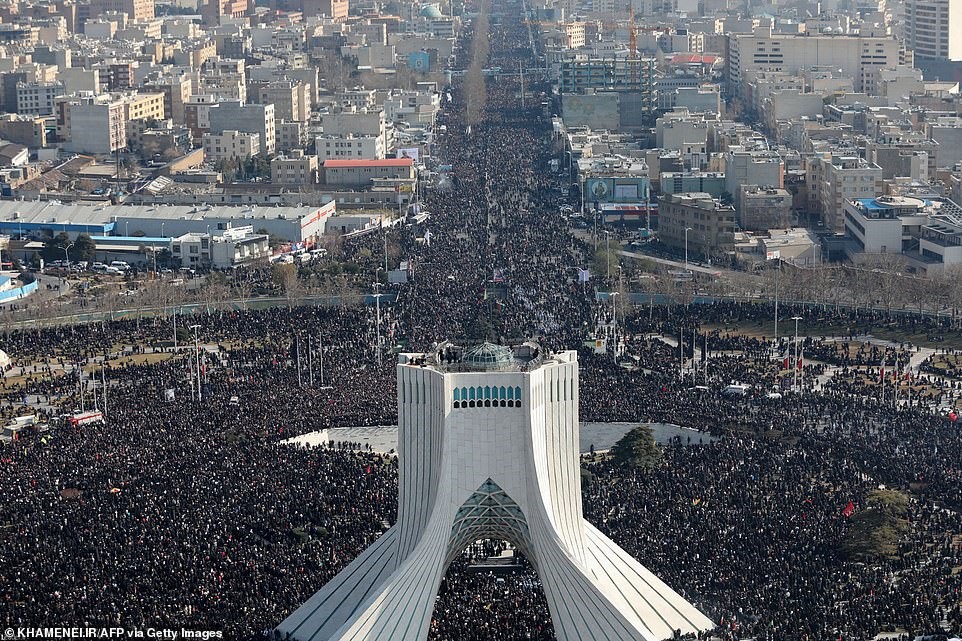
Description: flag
xmin=797 ymin=349 xmax=803 ymax=370
xmin=842 ymin=501 xmax=855 ymax=518
xmin=782 ymin=346 xmax=790 ymax=370
xmin=578 ymin=268 xmax=591 ymax=283
xmin=879 ymin=359 xmax=886 ymax=383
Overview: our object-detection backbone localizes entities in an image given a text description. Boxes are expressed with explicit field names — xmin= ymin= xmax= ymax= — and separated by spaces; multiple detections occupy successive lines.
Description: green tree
xmin=610 ymin=425 xmax=662 ymax=470
xmin=592 ymin=245 xmax=620 ymax=282
xmin=73 ymin=233 xmax=97 ymax=263
xmin=42 ymin=232 xmax=71 ymax=261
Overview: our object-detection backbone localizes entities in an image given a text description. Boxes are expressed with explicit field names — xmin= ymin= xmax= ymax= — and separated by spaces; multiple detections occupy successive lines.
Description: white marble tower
xmin=277 ymin=341 xmax=714 ymax=641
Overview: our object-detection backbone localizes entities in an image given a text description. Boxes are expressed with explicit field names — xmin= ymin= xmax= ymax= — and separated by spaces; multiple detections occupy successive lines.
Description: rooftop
xmin=324 ymin=158 xmax=414 ymax=168
xmin=400 ymin=340 xmax=554 ymax=372
xmin=0 ymin=200 xmax=333 ymax=226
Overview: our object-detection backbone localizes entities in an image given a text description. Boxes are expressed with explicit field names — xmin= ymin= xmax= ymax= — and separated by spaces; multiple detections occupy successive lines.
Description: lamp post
xmin=372 ymin=283 xmax=384 ymax=368
xmin=792 ymin=316 xmax=802 ymax=393
xmin=189 ymin=324 xmax=201 ymax=401
xmin=124 ymin=221 xmax=129 ymax=236
xmin=684 ymin=227 xmax=693 ymax=272
xmin=161 ymin=222 xmax=166 ymax=238
xmin=62 ymin=242 xmax=74 ymax=285
xmin=610 ymin=291 xmax=619 ymax=360
xmin=605 ymin=230 xmax=611 ymax=282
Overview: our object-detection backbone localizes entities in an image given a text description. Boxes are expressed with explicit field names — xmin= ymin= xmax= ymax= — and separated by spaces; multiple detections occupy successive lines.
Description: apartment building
xmin=207 ymin=101 xmax=275 ymax=154
xmin=85 ymin=0 xmax=154 ymax=21
xmin=724 ymin=149 xmax=784 ymax=210
xmin=814 ymin=154 xmax=884 ymax=231
xmin=738 ymin=186 xmax=793 ymax=231
xmin=252 ymin=80 xmax=312 ymax=123
xmin=658 ymin=192 xmax=737 ymax=259
xmin=15 ymin=81 xmax=64 ymax=116
xmin=203 ymin=130 xmax=260 ymax=162
xmin=271 ymin=150 xmax=318 ymax=185
xmin=315 ymin=134 xmax=385 ymax=161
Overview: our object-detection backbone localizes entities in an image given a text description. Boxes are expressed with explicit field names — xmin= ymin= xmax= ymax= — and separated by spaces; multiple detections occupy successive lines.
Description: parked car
xmin=110 ymin=261 xmax=131 ymax=272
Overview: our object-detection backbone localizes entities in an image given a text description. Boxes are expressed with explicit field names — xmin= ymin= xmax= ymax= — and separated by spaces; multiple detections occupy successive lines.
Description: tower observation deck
xmin=277 ymin=340 xmax=714 ymax=641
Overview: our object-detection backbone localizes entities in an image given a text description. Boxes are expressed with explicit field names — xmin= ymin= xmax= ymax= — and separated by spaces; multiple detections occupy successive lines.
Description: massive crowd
xmin=1 ymin=2 xmax=962 ymax=640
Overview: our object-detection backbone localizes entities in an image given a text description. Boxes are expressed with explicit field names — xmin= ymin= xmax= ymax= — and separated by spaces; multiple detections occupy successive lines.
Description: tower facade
xmin=277 ymin=341 xmax=713 ymax=641
xmin=905 ymin=0 xmax=962 ymax=61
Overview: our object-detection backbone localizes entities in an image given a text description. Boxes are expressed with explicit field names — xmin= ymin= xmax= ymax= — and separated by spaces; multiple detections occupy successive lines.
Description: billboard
xmin=397 ymin=148 xmax=420 ymax=162
xmin=600 ymin=202 xmax=658 ymax=226
xmin=584 ymin=177 xmax=651 ymax=204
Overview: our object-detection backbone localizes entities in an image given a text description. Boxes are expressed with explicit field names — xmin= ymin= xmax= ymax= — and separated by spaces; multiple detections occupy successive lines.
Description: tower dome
xmin=461 ymin=342 xmax=513 ymax=369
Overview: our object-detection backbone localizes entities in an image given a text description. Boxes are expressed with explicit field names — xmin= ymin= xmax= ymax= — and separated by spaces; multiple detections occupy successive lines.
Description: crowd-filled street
xmin=2 ymin=2 xmax=962 ymax=640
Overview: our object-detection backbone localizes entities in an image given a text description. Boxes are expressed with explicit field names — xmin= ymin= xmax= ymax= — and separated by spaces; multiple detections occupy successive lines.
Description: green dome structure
xmin=419 ymin=3 xmax=444 ymax=18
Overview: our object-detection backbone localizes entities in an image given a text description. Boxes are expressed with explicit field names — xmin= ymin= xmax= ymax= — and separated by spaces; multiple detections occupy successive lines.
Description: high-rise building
xmin=727 ymin=30 xmax=910 ymax=95
xmin=277 ymin=342 xmax=714 ymax=641
xmin=905 ymin=0 xmax=962 ymax=61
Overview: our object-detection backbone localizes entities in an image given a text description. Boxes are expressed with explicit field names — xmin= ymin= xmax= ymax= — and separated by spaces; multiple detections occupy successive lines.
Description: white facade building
xmin=314 ymin=134 xmax=385 ymax=160
xmin=203 ymin=130 xmax=261 ymax=162
xmin=16 ymin=81 xmax=63 ymax=116
xmin=727 ymin=31 xmax=909 ymax=95
xmin=278 ymin=342 xmax=713 ymax=641
xmin=170 ymin=225 xmax=269 ymax=268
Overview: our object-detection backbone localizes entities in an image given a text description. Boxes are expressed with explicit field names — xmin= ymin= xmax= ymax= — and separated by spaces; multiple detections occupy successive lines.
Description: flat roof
xmin=323 ymin=158 xmax=414 ymax=168
xmin=0 ymin=201 xmax=331 ymax=225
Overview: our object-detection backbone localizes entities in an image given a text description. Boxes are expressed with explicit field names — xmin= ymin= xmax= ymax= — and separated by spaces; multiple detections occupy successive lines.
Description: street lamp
xmin=604 ymin=230 xmax=612 ymax=282
xmin=372 ymin=283 xmax=384 ymax=368
xmin=684 ymin=227 xmax=693 ymax=272
xmin=791 ymin=316 xmax=802 ymax=392
xmin=61 ymin=241 xmax=74 ymax=285
xmin=124 ymin=221 xmax=129 ymax=236
xmin=161 ymin=222 xmax=166 ymax=238
xmin=610 ymin=291 xmax=620 ymax=360
xmin=189 ymin=324 xmax=201 ymax=401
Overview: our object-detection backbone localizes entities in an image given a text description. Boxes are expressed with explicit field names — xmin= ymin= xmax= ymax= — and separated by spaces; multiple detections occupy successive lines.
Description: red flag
xmin=782 ymin=347 xmax=790 ymax=370
xmin=797 ymin=349 xmax=803 ymax=370
xmin=878 ymin=360 xmax=886 ymax=383
xmin=842 ymin=501 xmax=855 ymax=518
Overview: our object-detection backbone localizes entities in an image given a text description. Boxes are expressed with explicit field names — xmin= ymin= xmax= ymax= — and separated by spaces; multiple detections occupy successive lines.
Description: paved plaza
xmin=285 ymin=421 xmax=716 ymax=453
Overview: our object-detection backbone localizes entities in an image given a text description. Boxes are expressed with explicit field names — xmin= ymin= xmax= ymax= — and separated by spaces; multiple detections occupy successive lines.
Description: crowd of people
xmin=1 ymin=2 xmax=962 ymax=640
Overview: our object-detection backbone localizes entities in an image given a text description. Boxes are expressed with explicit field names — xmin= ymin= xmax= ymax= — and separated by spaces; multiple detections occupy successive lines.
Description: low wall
xmin=0 ymin=278 xmax=38 ymax=302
